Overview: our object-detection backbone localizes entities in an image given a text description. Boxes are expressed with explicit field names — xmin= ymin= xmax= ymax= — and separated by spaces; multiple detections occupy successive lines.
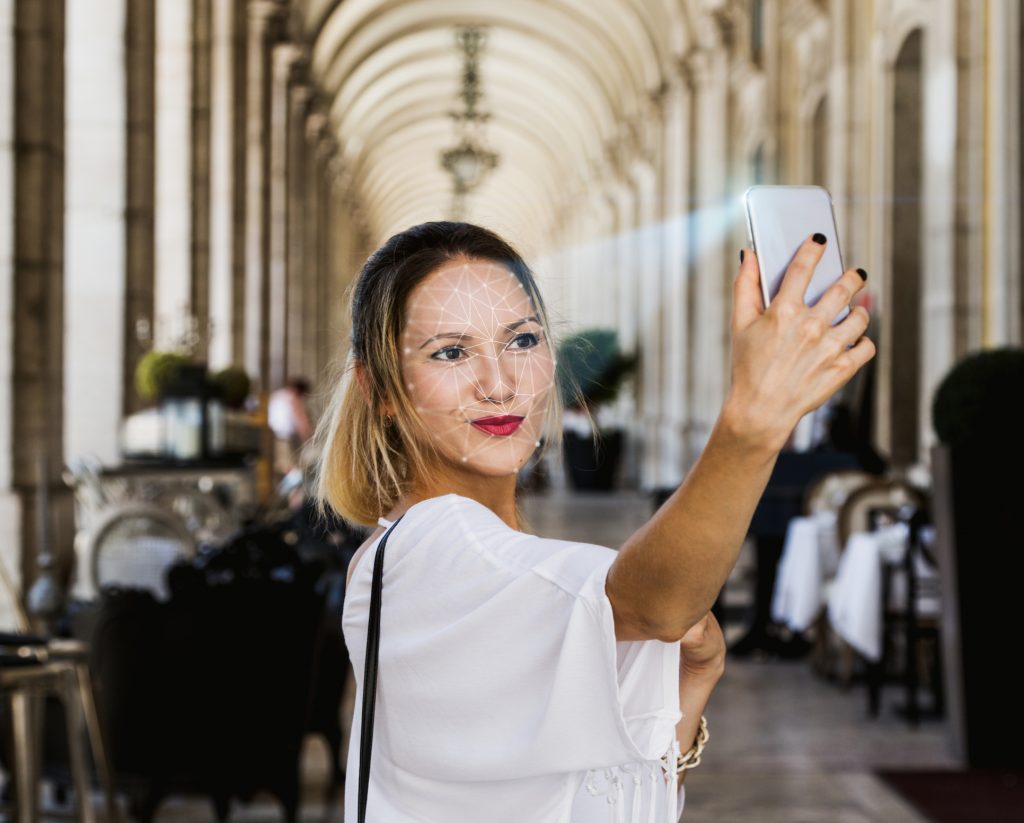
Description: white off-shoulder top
xmin=343 ymin=494 xmax=688 ymax=822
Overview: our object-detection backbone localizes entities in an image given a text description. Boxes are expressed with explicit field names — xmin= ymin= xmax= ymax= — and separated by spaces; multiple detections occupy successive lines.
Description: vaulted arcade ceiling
xmin=301 ymin=0 xmax=692 ymax=248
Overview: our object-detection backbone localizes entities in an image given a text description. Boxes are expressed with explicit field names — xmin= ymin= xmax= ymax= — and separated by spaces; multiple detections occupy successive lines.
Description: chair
xmin=799 ymin=470 xmax=874 ymax=679
xmin=837 ymin=478 xmax=926 ymax=549
xmin=81 ymin=501 xmax=195 ymax=602
xmin=803 ymin=469 xmax=876 ymax=516
xmin=0 ymin=636 xmax=121 ymax=823
xmin=818 ymin=479 xmax=925 ymax=687
xmin=0 ymin=555 xmax=121 ymax=823
xmin=864 ymin=505 xmax=944 ymax=725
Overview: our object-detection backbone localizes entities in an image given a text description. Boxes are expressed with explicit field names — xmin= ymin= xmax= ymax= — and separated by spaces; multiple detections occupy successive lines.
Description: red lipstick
xmin=470 ymin=415 xmax=524 ymax=436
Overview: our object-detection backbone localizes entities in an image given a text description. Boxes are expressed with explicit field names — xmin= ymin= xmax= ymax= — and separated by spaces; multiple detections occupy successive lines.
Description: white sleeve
xmin=375 ymin=503 xmax=682 ymax=782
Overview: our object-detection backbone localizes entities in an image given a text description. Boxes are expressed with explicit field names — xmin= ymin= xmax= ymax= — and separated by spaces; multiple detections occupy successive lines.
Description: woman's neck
xmin=390 ymin=472 xmax=520 ymax=531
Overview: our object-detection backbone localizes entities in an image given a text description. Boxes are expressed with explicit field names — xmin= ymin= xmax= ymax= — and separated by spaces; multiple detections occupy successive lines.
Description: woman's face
xmin=399 ymin=256 xmax=555 ymax=478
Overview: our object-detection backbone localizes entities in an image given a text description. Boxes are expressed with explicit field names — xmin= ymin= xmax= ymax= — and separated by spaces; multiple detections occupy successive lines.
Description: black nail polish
xmin=812 ymin=233 xmax=827 ymax=245
xmin=856 ymin=268 xmax=867 ymax=281
xmin=740 ymin=249 xmax=745 ymax=263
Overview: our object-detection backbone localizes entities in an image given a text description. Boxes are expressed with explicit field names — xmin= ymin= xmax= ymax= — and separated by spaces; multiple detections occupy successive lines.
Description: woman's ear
xmin=353 ymin=361 xmax=373 ymax=405
xmin=354 ymin=361 xmax=397 ymax=417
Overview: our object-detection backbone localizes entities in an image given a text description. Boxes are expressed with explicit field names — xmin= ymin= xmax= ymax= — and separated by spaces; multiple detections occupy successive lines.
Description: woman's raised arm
xmin=607 ymin=235 xmax=876 ymax=643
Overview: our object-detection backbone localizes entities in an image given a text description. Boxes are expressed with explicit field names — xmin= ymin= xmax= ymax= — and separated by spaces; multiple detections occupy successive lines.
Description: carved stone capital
xmin=247 ymin=0 xmax=284 ymax=26
xmin=305 ymin=111 xmax=328 ymax=141
xmin=678 ymin=48 xmax=711 ymax=89
xmin=289 ymin=82 xmax=312 ymax=112
xmin=272 ymin=42 xmax=304 ymax=80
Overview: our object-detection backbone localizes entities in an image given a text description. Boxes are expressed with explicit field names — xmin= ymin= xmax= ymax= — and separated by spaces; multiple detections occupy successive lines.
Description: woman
xmin=315 ymin=222 xmax=874 ymax=821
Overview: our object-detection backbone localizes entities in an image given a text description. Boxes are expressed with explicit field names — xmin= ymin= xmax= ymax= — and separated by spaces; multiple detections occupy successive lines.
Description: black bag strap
xmin=358 ymin=514 xmax=405 ymax=823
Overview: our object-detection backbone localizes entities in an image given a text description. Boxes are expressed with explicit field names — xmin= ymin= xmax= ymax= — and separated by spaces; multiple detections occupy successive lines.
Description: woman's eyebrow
xmin=416 ymin=316 xmax=540 ymax=349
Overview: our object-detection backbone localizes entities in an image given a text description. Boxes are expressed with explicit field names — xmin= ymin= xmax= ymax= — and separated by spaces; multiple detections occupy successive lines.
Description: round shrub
xmin=210 ymin=366 xmax=251 ymax=409
xmin=931 ymin=346 xmax=1024 ymax=449
xmin=135 ymin=351 xmax=189 ymax=402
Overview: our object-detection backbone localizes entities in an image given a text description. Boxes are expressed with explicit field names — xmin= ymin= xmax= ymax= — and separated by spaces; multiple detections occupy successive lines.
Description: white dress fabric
xmin=342 ymin=493 xmax=688 ymax=822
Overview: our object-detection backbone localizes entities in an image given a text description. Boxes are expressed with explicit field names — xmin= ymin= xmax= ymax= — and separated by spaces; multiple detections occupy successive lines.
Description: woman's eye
xmin=509 ymin=332 xmax=540 ymax=350
xmin=431 ymin=346 xmax=465 ymax=362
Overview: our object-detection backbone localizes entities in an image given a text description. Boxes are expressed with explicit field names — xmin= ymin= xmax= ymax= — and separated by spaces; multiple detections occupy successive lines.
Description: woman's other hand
xmin=678 ymin=611 xmax=725 ymax=680
xmin=725 ymin=236 xmax=876 ymax=453
xmin=676 ymin=611 xmax=723 ymax=788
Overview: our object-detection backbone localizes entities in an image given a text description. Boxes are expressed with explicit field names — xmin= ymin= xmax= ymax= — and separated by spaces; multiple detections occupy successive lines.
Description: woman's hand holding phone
xmin=723 ymin=233 xmax=876 ymax=454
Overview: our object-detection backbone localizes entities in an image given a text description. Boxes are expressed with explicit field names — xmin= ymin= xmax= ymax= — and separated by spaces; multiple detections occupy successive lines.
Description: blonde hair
xmin=313 ymin=221 xmax=570 ymax=527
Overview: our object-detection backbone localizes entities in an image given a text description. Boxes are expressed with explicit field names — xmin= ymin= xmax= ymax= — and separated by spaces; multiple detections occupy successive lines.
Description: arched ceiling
xmin=302 ymin=0 xmax=689 ymax=249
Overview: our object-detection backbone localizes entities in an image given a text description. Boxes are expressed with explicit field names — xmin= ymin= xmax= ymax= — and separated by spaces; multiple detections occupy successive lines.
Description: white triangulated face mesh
xmin=400 ymin=257 xmax=556 ymax=477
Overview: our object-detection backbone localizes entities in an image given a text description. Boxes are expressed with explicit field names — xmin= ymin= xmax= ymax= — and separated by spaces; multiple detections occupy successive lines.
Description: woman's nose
xmin=472 ymin=346 xmax=516 ymax=404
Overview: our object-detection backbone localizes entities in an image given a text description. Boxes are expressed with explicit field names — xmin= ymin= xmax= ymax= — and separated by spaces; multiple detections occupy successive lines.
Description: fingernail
xmin=740 ymin=249 xmax=745 ymax=263
xmin=812 ymin=233 xmax=827 ymax=245
xmin=856 ymin=268 xmax=868 ymax=281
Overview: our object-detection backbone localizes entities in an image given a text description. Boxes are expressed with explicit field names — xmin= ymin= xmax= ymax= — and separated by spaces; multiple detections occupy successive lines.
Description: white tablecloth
xmin=770 ymin=510 xmax=841 ymax=633
xmin=827 ymin=523 xmax=941 ymax=661
xmin=772 ymin=516 xmax=941 ymax=661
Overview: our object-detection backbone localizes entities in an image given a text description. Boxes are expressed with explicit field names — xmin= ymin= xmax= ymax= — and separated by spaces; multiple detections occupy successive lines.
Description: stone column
xmin=123 ymin=0 xmax=156 ymax=414
xmin=562 ymin=204 xmax=582 ymax=328
xmin=828 ymin=0 xmax=852 ymax=244
xmin=0 ymin=0 xmax=19 ymax=620
xmin=154 ymin=0 xmax=193 ymax=347
xmin=326 ymin=177 xmax=363 ymax=368
xmin=686 ymin=42 xmax=730 ymax=458
xmin=307 ymin=115 xmax=335 ymax=382
xmin=846 ymin=0 xmax=874 ymax=288
xmin=984 ymin=0 xmax=1021 ymax=346
xmin=286 ymin=83 xmax=311 ymax=380
xmin=64 ymin=0 xmax=127 ymax=463
xmin=191 ymin=0 xmax=212 ymax=358
xmin=230 ymin=0 xmax=248 ymax=366
xmin=595 ymin=198 xmax=616 ymax=330
xmin=586 ymin=200 xmax=607 ymax=328
xmin=207 ymin=0 xmax=236 ymax=369
xmin=608 ymin=177 xmax=639 ymax=486
xmin=267 ymin=42 xmax=302 ymax=390
xmin=8 ymin=0 xmax=74 ymax=593
xmin=304 ymin=112 xmax=324 ymax=379
xmin=659 ymin=74 xmax=692 ymax=484
xmin=610 ymin=181 xmax=637 ymax=358
xmin=918 ymin=0 xmax=957 ymax=461
xmin=581 ymin=199 xmax=607 ymax=329
xmin=243 ymin=0 xmax=281 ymax=392
xmin=631 ymin=158 xmax=661 ymax=491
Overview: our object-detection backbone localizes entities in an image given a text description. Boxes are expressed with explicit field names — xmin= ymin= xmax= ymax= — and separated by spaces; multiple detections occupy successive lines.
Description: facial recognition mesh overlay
xmin=400 ymin=259 xmax=556 ymax=477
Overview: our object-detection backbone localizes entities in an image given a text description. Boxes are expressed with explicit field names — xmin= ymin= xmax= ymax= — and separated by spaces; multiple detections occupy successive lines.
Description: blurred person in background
xmin=269 ymin=376 xmax=315 ymax=484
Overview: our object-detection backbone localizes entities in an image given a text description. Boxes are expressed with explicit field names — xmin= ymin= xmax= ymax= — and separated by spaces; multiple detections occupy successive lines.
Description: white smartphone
xmin=743 ymin=185 xmax=851 ymax=327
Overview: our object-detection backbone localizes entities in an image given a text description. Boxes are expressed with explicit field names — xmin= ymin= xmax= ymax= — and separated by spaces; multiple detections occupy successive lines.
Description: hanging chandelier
xmin=440 ymin=27 xmax=499 ymax=218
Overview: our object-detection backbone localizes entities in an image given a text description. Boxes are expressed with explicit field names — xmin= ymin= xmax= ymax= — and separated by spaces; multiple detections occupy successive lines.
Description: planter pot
xmin=931 ymin=441 xmax=1024 ymax=767
xmin=563 ymin=429 xmax=622 ymax=491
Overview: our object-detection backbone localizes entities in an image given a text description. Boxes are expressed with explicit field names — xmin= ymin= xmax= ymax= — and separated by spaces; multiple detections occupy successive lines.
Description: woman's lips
xmin=469 ymin=415 xmax=525 ymax=436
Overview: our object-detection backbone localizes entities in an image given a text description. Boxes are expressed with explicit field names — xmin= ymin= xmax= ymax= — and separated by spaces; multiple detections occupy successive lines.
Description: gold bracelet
xmin=675 ymin=714 xmax=709 ymax=773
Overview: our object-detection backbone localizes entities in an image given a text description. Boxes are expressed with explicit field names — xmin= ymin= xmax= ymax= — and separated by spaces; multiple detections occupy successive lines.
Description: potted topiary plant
xmin=556 ymin=328 xmax=637 ymax=491
xmin=134 ymin=350 xmax=190 ymax=403
xmin=210 ymin=365 xmax=252 ymax=411
xmin=929 ymin=346 xmax=1024 ymax=767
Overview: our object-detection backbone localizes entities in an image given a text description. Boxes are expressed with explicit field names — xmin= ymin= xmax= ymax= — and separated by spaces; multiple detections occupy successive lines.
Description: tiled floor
xmin=37 ymin=490 xmax=955 ymax=821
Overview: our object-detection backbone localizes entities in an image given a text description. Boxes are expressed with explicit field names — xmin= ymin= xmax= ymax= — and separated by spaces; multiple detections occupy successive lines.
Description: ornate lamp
xmin=440 ymin=26 xmax=499 ymax=218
